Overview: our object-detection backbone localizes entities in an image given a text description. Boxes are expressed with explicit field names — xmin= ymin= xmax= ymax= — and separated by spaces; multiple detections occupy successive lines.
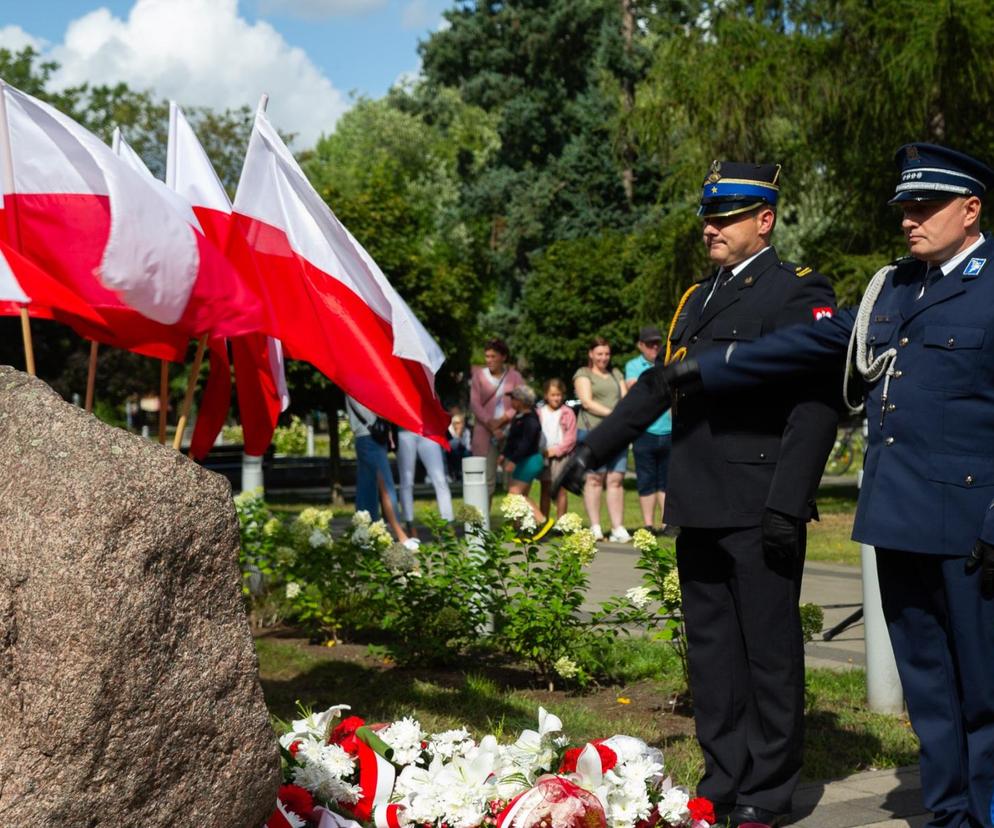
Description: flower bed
xmin=267 ymin=704 xmax=716 ymax=828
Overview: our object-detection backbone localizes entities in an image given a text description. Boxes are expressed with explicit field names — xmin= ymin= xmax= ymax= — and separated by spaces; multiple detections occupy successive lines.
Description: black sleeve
xmin=504 ymin=414 xmax=541 ymax=462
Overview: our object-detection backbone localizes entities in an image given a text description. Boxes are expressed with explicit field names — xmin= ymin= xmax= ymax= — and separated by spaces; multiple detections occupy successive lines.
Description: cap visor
xmin=698 ymin=201 xmax=766 ymax=218
xmin=888 ymin=190 xmax=957 ymax=206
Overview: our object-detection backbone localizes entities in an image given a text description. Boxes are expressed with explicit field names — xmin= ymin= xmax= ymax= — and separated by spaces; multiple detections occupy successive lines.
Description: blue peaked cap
xmin=698 ymin=160 xmax=781 ymax=218
xmin=889 ymin=143 xmax=994 ymax=204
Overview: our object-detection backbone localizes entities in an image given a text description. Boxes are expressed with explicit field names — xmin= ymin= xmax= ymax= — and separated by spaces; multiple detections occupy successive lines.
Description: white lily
xmin=288 ymin=704 xmax=351 ymax=741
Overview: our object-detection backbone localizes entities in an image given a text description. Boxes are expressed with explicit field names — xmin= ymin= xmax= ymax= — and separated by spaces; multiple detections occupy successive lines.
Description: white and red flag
xmin=166 ymin=101 xmax=289 ymax=459
xmin=229 ymin=106 xmax=450 ymax=441
xmin=0 ymin=81 xmax=267 ymax=360
xmin=0 ymin=231 xmax=107 ymax=328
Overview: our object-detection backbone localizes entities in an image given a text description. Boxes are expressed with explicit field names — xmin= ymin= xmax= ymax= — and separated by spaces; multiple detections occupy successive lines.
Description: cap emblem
xmin=704 ymin=160 xmax=722 ymax=184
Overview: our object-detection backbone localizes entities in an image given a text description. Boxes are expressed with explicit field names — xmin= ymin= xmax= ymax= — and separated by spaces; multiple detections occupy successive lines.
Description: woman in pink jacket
xmin=470 ymin=338 xmax=524 ymax=498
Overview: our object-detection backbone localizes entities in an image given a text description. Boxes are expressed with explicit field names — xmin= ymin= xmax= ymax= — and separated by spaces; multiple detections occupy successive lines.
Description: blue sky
xmin=0 ymin=0 xmax=455 ymax=146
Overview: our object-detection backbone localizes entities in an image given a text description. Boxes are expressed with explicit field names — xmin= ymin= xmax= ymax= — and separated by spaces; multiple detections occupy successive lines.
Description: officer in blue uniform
xmin=563 ymin=144 xmax=994 ymax=828
xmin=558 ymin=161 xmax=839 ymax=827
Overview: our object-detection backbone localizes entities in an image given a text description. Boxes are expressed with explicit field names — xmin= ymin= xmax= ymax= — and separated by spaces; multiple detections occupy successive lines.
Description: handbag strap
xmin=479 ymin=367 xmax=509 ymax=408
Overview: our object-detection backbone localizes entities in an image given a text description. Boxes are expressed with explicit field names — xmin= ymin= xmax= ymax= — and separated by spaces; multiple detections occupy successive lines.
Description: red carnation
xmin=558 ymin=741 xmax=617 ymax=774
xmin=287 ymin=739 xmax=303 ymax=757
xmin=688 ymin=797 xmax=716 ymax=824
xmin=559 ymin=747 xmax=582 ymax=773
xmin=329 ymin=715 xmax=366 ymax=745
xmin=278 ymin=784 xmax=315 ymax=820
xmin=593 ymin=741 xmax=618 ymax=771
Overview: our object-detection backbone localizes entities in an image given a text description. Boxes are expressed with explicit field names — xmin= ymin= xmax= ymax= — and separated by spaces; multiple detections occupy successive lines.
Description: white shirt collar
xmin=938 ymin=234 xmax=985 ymax=276
xmin=730 ymin=245 xmax=771 ymax=277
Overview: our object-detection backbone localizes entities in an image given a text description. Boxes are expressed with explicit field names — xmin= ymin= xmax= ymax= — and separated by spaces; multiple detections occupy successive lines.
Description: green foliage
xmin=234 ymin=489 xmax=295 ymax=626
xmin=515 ymin=232 xmax=643 ymax=381
xmin=800 ymin=602 xmax=825 ymax=644
xmin=273 ymin=415 xmax=308 ymax=456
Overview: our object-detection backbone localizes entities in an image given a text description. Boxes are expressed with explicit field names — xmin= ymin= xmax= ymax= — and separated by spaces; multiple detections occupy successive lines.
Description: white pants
xmin=397 ymin=429 xmax=454 ymax=523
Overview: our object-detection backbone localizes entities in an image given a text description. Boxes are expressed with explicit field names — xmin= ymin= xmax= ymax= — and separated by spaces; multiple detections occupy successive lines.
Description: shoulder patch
xmin=795 ymin=265 xmax=813 ymax=278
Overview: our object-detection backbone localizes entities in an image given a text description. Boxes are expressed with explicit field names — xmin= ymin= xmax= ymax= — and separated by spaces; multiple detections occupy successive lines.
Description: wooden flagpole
xmin=172 ymin=335 xmax=207 ymax=451
xmin=84 ymin=340 xmax=98 ymax=412
xmin=158 ymin=361 xmax=169 ymax=444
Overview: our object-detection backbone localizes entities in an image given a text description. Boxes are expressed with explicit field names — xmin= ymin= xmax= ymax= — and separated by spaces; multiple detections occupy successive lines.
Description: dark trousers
xmin=677 ymin=524 xmax=806 ymax=813
xmin=876 ymin=548 xmax=994 ymax=828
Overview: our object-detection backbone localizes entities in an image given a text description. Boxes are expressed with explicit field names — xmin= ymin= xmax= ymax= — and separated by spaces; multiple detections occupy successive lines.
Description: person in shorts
xmin=499 ymin=385 xmax=555 ymax=539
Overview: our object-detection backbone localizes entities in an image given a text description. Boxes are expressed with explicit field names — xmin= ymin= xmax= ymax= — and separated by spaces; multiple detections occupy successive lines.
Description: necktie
xmin=917 ymin=266 xmax=941 ymax=300
xmin=703 ymin=269 xmax=732 ymax=307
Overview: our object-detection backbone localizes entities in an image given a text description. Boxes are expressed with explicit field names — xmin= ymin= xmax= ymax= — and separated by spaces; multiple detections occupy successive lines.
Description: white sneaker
xmin=403 ymin=538 xmax=421 ymax=550
xmin=609 ymin=526 xmax=632 ymax=543
xmin=590 ymin=524 xmax=604 ymax=541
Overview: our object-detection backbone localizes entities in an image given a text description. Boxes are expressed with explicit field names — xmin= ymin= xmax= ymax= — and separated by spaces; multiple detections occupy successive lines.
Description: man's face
xmin=900 ymin=196 xmax=980 ymax=264
xmin=701 ymin=207 xmax=772 ymax=267
xmin=637 ymin=339 xmax=662 ymax=361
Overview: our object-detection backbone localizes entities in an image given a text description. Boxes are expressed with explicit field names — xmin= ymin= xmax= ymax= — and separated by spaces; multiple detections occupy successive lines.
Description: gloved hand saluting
xmin=552 ymin=444 xmax=594 ymax=496
xmin=967 ymin=538 xmax=994 ymax=599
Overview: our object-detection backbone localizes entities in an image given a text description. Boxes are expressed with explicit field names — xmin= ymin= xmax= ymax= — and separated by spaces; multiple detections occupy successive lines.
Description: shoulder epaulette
xmin=794 ymin=265 xmax=813 ymax=278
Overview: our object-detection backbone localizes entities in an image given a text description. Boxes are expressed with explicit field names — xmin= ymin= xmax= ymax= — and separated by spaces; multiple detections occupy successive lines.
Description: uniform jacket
xmin=698 ymin=234 xmax=994 ymax=556
xmin=585 ymin=246 xmax=839 ymax=527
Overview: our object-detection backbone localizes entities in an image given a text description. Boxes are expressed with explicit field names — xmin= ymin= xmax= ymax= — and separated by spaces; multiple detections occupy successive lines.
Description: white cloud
xmin=0 ymin=25 xmax=46 ymax=53
xmin=257 ymin=0 xmax=387 ymax=17
xmin=400 ymin=1 xmax=448 ymax=32
xmin=11 ymin=0 xmax=348 ymax=149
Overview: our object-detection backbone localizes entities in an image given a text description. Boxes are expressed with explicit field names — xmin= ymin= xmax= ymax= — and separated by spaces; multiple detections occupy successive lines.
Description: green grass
xmin=256 ymin=637 xmax=917 ymax=785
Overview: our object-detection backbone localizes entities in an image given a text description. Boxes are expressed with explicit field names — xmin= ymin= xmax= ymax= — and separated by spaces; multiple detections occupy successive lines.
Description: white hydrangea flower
xmin=500 ymin=494 xmax=537 ymax=532
xmin=662 ymin=569 xmax=682 ymax=605
xmin=554 ymin=512 xmax=584 ymax=534
xmin=625 ymin=586 xmax=652 ymax=609
xmin=309 ymin=528 xmax=329 ymax=548
xmin=632 ymin=527 xmax=658 ymax=553
xmin=554 ymin=656 xmax=579 ymax=678
xmin=285 ymin=582 xmax=302 ymax=599
xmin=352 ymin=510 xmax=372 ymax=527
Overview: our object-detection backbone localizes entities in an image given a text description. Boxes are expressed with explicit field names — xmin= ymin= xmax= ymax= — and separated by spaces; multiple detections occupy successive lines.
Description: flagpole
xmin=0 ymin=81 xmax=36 ymax=376
xmin=172 ymin=334 xmax=207 ymax=450
xmin=158 ymin=361 xmax=169 ymax=444
xmin=85 ymin=340 xmax=98 ymax=412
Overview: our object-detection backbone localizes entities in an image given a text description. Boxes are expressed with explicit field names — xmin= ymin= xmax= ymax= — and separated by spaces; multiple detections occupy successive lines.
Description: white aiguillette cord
xmin=844 ymin=263 xmax=898 ymax=415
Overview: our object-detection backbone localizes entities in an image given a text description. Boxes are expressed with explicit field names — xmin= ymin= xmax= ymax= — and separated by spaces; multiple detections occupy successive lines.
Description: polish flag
xmin=229 ymin=106 xmax=449 ymax=441
xmin=0 ymin=232 xmax=108 ymax=329
xmin=165 ymin=102 xmax=289 ymax=460
xmin=0 ymin=81 xmax=267 ymax=362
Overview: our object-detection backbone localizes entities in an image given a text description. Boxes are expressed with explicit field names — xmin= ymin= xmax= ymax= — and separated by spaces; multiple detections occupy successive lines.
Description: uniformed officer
xmin=557 ymin=161 xmax=839 ymax=827
xmin=596 ymin=144 xmax=994 ymax=828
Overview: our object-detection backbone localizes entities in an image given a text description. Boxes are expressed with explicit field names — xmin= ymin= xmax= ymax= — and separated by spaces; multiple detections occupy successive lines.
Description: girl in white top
xmin=538 ymin=378 xmax=577 ymax=519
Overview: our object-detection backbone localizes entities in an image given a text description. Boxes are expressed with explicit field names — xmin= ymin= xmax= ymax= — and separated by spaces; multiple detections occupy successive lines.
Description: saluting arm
xmin=697 ymin=308 xmax=857 ymax=394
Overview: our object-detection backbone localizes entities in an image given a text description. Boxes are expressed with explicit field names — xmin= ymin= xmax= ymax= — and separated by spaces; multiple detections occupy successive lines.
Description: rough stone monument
xmin=0 ymin=368 xmax=280 ymax=825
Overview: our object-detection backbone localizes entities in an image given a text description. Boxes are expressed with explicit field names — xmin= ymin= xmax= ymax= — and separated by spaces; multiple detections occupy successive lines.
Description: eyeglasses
xmin=642 ymin=340 xmax=663 ymax=348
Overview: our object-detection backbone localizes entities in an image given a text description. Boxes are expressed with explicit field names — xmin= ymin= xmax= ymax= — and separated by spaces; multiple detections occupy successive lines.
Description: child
xmin=498 ymin=385 xmax=554 ymax=540
xmin=538 ymin=378 xmax=577 ymax=519
xmin=445 ymin=407 xmax=472 ymax=481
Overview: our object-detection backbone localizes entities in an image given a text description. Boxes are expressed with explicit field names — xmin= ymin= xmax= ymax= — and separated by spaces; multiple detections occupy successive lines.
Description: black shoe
xmin=729 ymin=804 xmax=789 ymax=828
xmin=660 ymin=524 xmax=680 ymax=538
xmin=711 ymin=802 xmax=735 ymax=825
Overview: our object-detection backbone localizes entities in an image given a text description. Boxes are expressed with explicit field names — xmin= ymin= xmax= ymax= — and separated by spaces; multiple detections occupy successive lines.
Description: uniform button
xmin=731 ymin=328 xmax=738 ymax=335
xmin=887 ymin=403 xmax=896 ymax=412
xmin=948 ymin=337 xmax=956 ymax=347
xmin=759 ymin=452 xmax=766 ymax=460
xmin=893 ymin=370 xmax=903 ymax=378
xmin=690 ymin=336 xmax=699 ymax=344
xmin=966 ymin=475 xmax=975 ymax=485
xmin=885 ymin=436 xmax=895 ymax=445
xmin=899 ymin=337 xmax=909 ymax=347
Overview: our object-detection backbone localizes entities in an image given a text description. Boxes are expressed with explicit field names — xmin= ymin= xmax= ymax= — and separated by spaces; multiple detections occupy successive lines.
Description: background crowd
xmin=348 ymin=332 xmax=674 ymax=545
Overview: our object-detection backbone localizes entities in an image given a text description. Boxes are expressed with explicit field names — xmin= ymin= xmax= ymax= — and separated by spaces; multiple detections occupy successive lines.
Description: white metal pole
xmin=859 ymin=419 xmax=904 ymax=713
xmin=461 ymin=455 xmax=490 ymax=531
xmin=242 ymin=452 xmax=264 ymax=494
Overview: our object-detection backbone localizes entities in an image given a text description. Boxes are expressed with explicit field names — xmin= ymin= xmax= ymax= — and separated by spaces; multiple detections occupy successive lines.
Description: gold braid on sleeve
xmin=664 ymin=283 xmax=700 ymax=366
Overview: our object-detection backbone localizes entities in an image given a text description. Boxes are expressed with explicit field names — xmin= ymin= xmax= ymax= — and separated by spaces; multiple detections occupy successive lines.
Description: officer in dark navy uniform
xmin=586 ymin=144 xmax=994 ymax=828
xmin=557 ymin=161 xmax=839 ymax=827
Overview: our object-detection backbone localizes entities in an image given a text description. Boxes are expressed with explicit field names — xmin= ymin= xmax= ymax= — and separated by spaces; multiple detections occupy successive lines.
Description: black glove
xmin=663 ymin=358 xmax=701 ymax=390
xmin=761 ymin=508 xmax=802 ymax=565
xmin=967 ymin=539 xmax=994 ymax=599
xmin=552 ymin=443 xmax=594 ymax=497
